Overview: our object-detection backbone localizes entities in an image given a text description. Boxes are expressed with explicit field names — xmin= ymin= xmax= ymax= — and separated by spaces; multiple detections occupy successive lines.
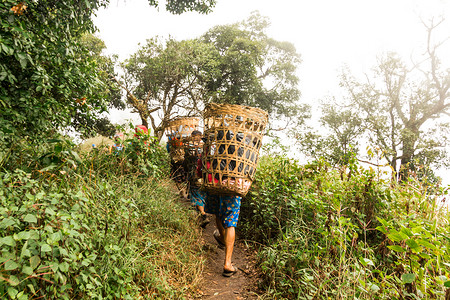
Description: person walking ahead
xmin=200 ymin=128 xmax=242 ymax=277
xmin=205 ymin=193 xmax=241 ymax=277
xmin=185 ymin=130 xmax=210 ymax=228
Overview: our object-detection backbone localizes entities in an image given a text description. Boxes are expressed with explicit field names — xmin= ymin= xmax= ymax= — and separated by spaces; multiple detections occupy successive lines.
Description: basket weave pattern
xmin=202 ymin=103 xmax=268 ymax=196
xmin=165 ymin=117 xmax=200 ymax=163
xmin=183 ymin=136 xmax=203 ymax=187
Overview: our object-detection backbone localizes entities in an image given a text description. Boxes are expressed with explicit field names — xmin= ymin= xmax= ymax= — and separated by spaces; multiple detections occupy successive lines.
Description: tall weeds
xmin=240 ymin=155 xmax=450 ymax=299
xmin=0 ymin=135 xmax=203 ymax=299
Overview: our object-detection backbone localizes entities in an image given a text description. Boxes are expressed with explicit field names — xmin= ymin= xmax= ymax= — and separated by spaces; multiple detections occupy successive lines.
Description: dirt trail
xmin=196 ymin=218 xmax=259 ymax=299
xmin=173 ymin=185 xmax=260 ymax=299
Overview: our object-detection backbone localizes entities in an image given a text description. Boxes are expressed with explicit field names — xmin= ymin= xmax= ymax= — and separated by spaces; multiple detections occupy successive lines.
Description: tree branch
xmin=356 ymin=158 xmax=390 ymax=167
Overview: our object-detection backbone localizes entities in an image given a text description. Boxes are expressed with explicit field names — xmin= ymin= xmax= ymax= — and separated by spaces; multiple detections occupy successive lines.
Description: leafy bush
xmin=239 ymin=154 xmax=450 ymax=299
xmin=0 ymin=169 xmax=118 ymax=299
xmin=374 ymin=216 xmax=450 ymax=299
xmin=0 ymin=137 xmax=201 ymax=299
xmin=81 ymin=129 xmax=170 ymax=179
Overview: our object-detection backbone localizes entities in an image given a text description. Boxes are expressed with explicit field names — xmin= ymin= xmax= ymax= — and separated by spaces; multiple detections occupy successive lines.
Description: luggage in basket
xmin=165 ymin=117 xmax=200 ymax=163
xmin=202 ymin=103 xmax=268 ymax=196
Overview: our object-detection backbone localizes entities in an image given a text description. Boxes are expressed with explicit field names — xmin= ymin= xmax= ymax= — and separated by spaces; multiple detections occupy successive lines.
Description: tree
xmin=121 ymin=38 xmax=218 ymax=139
xmin=201 ymin=12 xmax=309 ymax=128
xmin=0 ymin=0 xmax=217 ymax=166
xmin=122 ymin=12 xmax=309 ymax=140
xmin=77 ymin=33 xmax=124 ymax=138
xmin=296 ymin=98 xmax=363 ymax=166
xmin=339 ymin=19 xmax=450 ymax=181
xmin=0 ymin=1 xmax=110 ymax=145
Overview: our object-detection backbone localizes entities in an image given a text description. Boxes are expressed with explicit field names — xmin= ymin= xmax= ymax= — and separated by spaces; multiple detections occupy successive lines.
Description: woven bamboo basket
xmin=183 ymin=136 xmax=203 ymax=158
xmin=183 ymin=136 xmax=203 ymax=187
xmin=202 ymin=103 xmax=268 ymax=196
xmin=165 ymin=117 xmax=200 ymax=163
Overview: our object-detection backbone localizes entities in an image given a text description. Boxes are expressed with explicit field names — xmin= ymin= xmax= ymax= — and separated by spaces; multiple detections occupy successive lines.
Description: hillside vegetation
xmin=1 ymin=134 xmax=449 ymax=299
xmin=240 ymin=155 xmax=450 ymax=299
xmin=1 ymin=1 xmax=449 ymax=299
xmin=0 ymin=134 xmax=204 ymax=299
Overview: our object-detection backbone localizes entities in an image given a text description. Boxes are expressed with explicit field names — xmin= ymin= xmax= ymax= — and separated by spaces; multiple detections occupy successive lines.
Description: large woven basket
xmin=183 ymin=136 xmax=203 ymax=158
xmin=183 ymin=136 xmax=203 ymax=187
xmin=165 ymin=117 xmax=200 ymax=163
xmin=202 ymin=103 xmax=268 ymax=196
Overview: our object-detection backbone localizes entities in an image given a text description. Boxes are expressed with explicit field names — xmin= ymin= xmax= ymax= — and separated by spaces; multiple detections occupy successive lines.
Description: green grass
xmin=0 ymin=138 xmax=204 ymax=299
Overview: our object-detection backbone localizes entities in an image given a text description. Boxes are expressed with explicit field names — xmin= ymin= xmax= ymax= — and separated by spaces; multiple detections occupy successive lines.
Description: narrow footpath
xmin=196 ymin=217 xmax=260 ymax=299
xmin=173 ymin=184 xmax=260 ymax=299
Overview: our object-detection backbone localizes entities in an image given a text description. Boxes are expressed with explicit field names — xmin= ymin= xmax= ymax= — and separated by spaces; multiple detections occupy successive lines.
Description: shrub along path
xmin=173 ymin=187 xmax=260 ymax=299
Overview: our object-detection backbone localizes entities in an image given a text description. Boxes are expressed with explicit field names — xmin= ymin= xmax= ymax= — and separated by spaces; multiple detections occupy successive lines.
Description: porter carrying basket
xmin=202 ymin=103 xmax=268 ymax=196
xmin=165 ymin=117 xmax=200 ymax=163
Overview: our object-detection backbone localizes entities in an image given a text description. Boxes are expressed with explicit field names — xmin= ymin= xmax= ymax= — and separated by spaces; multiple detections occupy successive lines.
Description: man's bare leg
xmin=223 ymin=226 xmax=235 ymax=272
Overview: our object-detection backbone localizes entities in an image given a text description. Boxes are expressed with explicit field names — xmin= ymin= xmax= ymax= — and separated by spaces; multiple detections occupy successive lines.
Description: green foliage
xmin=161 ymin=0 xmax=216 ymax=14
xmin=123 ymin=38 xmax=218 ymax=138
xmin=144 ymin=0 xmax=216 ymax=14
xmin=123 ymin=12 xmax=309 ymax=138
xmin=375 ymin=216 xmax=450 ymax=299
xmin=0 ymin=169 xmax=136 ymax=299
xmin=0 ymin=0 xmax=110 ymax=145
xmin=0 ymin=136 xmax=201 ymax=299
xmin=202 ymin=12 xmax=309 ymax=126
xmin=239 ymin=154 xmax=450 ymax=299
xmin=240 ymin=156 xmax=310 ymax=243
xmin=84 ymin=124 xmax=170 ymax=178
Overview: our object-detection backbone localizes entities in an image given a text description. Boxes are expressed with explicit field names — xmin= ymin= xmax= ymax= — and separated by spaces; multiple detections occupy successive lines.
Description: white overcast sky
xmin=94 ymin=0 xmax=450 ymax=105
xmin=93 ymin=0 xmax=450 ymax=183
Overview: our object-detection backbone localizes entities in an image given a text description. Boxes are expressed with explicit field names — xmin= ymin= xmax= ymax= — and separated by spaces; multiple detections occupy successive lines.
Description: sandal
xmin=200 ymin=214 xmax=211 ymax=228
xmin=222 ymin=266 xmax=238 ymax=277
xmin=213 ymin=229 xmax=225 ymax=249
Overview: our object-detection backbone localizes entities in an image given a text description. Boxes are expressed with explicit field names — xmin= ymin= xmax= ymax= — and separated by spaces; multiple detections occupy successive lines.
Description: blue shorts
xmin=205 ymin=194 xmax=242 ymax=228
xmin=190 ymin=187 xmax=206 ymax=208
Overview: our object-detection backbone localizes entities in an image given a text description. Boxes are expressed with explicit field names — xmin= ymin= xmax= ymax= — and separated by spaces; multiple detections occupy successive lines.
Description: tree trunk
xmin=140 ymin=116 xmax=149 ymax=129
xmin=399 ymin=127 xmax=419 ymax=181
